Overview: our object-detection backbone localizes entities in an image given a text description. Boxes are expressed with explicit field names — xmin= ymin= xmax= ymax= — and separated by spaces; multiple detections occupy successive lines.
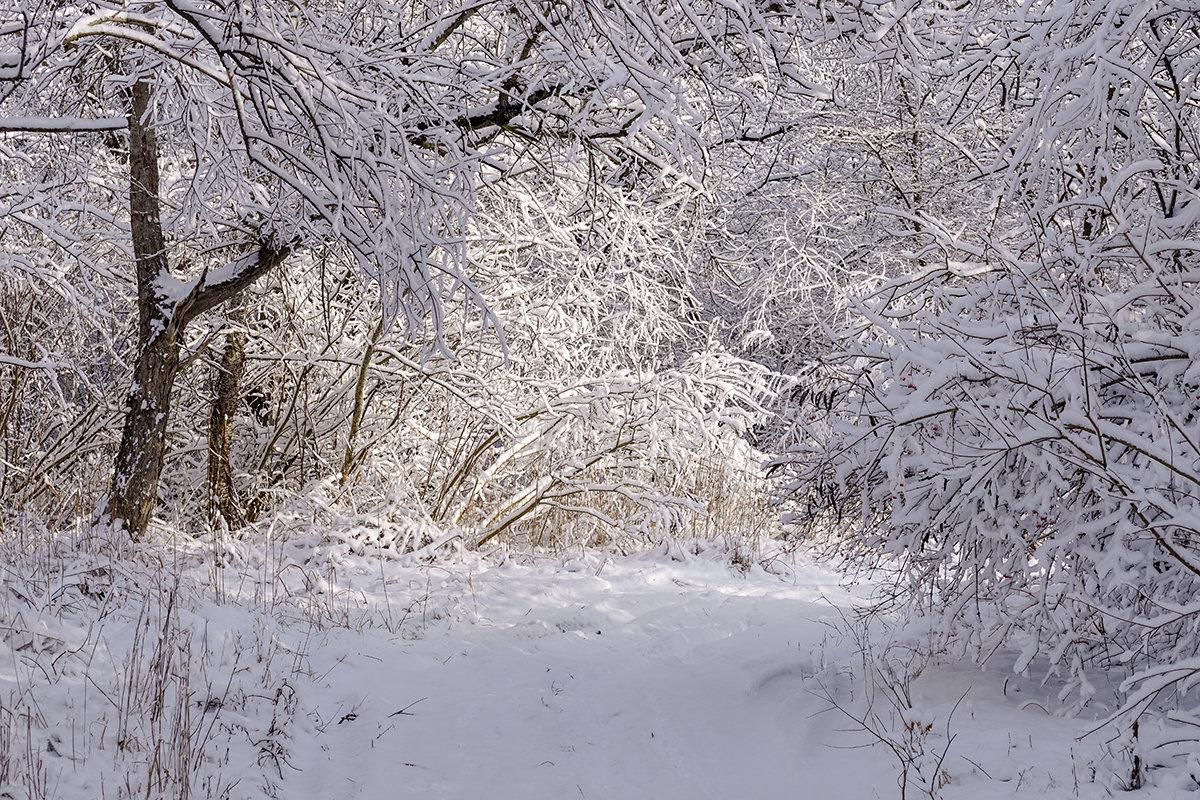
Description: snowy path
xmin=274 ymin=551 xmax=1117 ymax=800
xmin=288 ymin=556 xmax=871 ymax=799
xmin=3 ymin=543 xmax=1168 ymax=799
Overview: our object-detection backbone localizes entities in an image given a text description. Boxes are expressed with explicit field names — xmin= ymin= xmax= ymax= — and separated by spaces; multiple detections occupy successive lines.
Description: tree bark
xmin=207 ymin=294 xmax=248 ymax=529
xmin=101 ymin=312 xmax=186 ymax=537
xmin=100 ymin=78 xmax=289 ymax=540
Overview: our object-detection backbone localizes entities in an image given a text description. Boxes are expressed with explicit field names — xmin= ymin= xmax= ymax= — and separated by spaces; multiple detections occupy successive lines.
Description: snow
xmin=0 ymin=116 xmax=127 ymax=132
xmin=0 ymin=539 xmax=1185 ymax=798
xmin=288 ymin=553 xmax=874 ymax=800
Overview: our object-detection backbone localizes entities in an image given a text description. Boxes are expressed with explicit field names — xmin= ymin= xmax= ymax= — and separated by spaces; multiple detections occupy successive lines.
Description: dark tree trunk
xmin=100 ymin=78 xmax=290 ymax=540
xmin=102 ymin=311 xmax=187 ymax=536
xmin=100 ymin=79 xmax=178 ymax=538
xmin=207 ymin=295 xmax=248 ymax=528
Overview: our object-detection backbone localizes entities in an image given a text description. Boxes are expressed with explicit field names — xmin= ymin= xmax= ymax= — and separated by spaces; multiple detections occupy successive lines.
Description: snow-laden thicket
xmin=157 ymin=177 xmax=781 ymax=555
xmin=773 ymin=0 xmax=1200 ymax=783
xmin=0 ymin=0 xmax=817 ymax=544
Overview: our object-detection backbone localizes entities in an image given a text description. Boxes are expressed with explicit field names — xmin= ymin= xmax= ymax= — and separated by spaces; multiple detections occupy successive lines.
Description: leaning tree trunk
xmin=340 ymin=318 xmax=384 ymax=487
xmin=99 ymin=78 xmax=289 ymax=540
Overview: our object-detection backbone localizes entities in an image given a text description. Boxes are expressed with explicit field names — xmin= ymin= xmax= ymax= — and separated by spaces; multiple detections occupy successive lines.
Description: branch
xmin=174 ymin=241 xmax=292 ymax=326
xmin=0 ymin=116 xmax=127 ymax=133
xmin=708 ymin=125 xmax=792 ymax=148
xmin=454 ymin=87 xmax=559 ymax=132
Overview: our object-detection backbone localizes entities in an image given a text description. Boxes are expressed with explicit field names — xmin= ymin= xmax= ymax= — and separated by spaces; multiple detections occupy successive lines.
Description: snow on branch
xmin=0 ymin=116 xmax=127 ymax=132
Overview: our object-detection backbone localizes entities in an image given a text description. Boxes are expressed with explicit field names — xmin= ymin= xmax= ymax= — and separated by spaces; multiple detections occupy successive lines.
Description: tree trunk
xmin=99 ymin=78 xmax=290 ymax=540
xmin=102 ymin=315 xmax=187 ymax=537
xmin=340 ymin=318 xmax=384 ymax=487
xmin=99 ymin=79 xmax=178 ymax=538
xmin=207 ymin=294 xmax=248 ymax=529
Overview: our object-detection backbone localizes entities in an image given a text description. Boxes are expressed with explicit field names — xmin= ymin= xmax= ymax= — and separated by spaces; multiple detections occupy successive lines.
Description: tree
xmin=1 ymin=0 xmax=806 ymax=538
xmin=780 ymin=0 xmax=1200 ymax=731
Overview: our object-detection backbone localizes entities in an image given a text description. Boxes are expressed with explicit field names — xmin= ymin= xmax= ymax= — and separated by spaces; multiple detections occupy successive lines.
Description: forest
xmin=1 ymin=0 xmax=1198 ymax=796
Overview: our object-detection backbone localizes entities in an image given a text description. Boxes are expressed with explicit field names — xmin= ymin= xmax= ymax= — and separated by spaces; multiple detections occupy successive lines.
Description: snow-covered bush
xmin=779 ymin=0 xmax=1200 ymax=751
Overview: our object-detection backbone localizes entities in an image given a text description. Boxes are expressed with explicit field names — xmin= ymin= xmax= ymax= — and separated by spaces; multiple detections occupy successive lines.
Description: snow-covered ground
xmin=0 ymin=537 xmax=1186 ymax=798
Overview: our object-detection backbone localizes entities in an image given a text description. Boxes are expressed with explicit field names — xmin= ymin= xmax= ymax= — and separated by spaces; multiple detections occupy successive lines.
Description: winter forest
xmin=0 ymin=0 xmax=1197 ymax=796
